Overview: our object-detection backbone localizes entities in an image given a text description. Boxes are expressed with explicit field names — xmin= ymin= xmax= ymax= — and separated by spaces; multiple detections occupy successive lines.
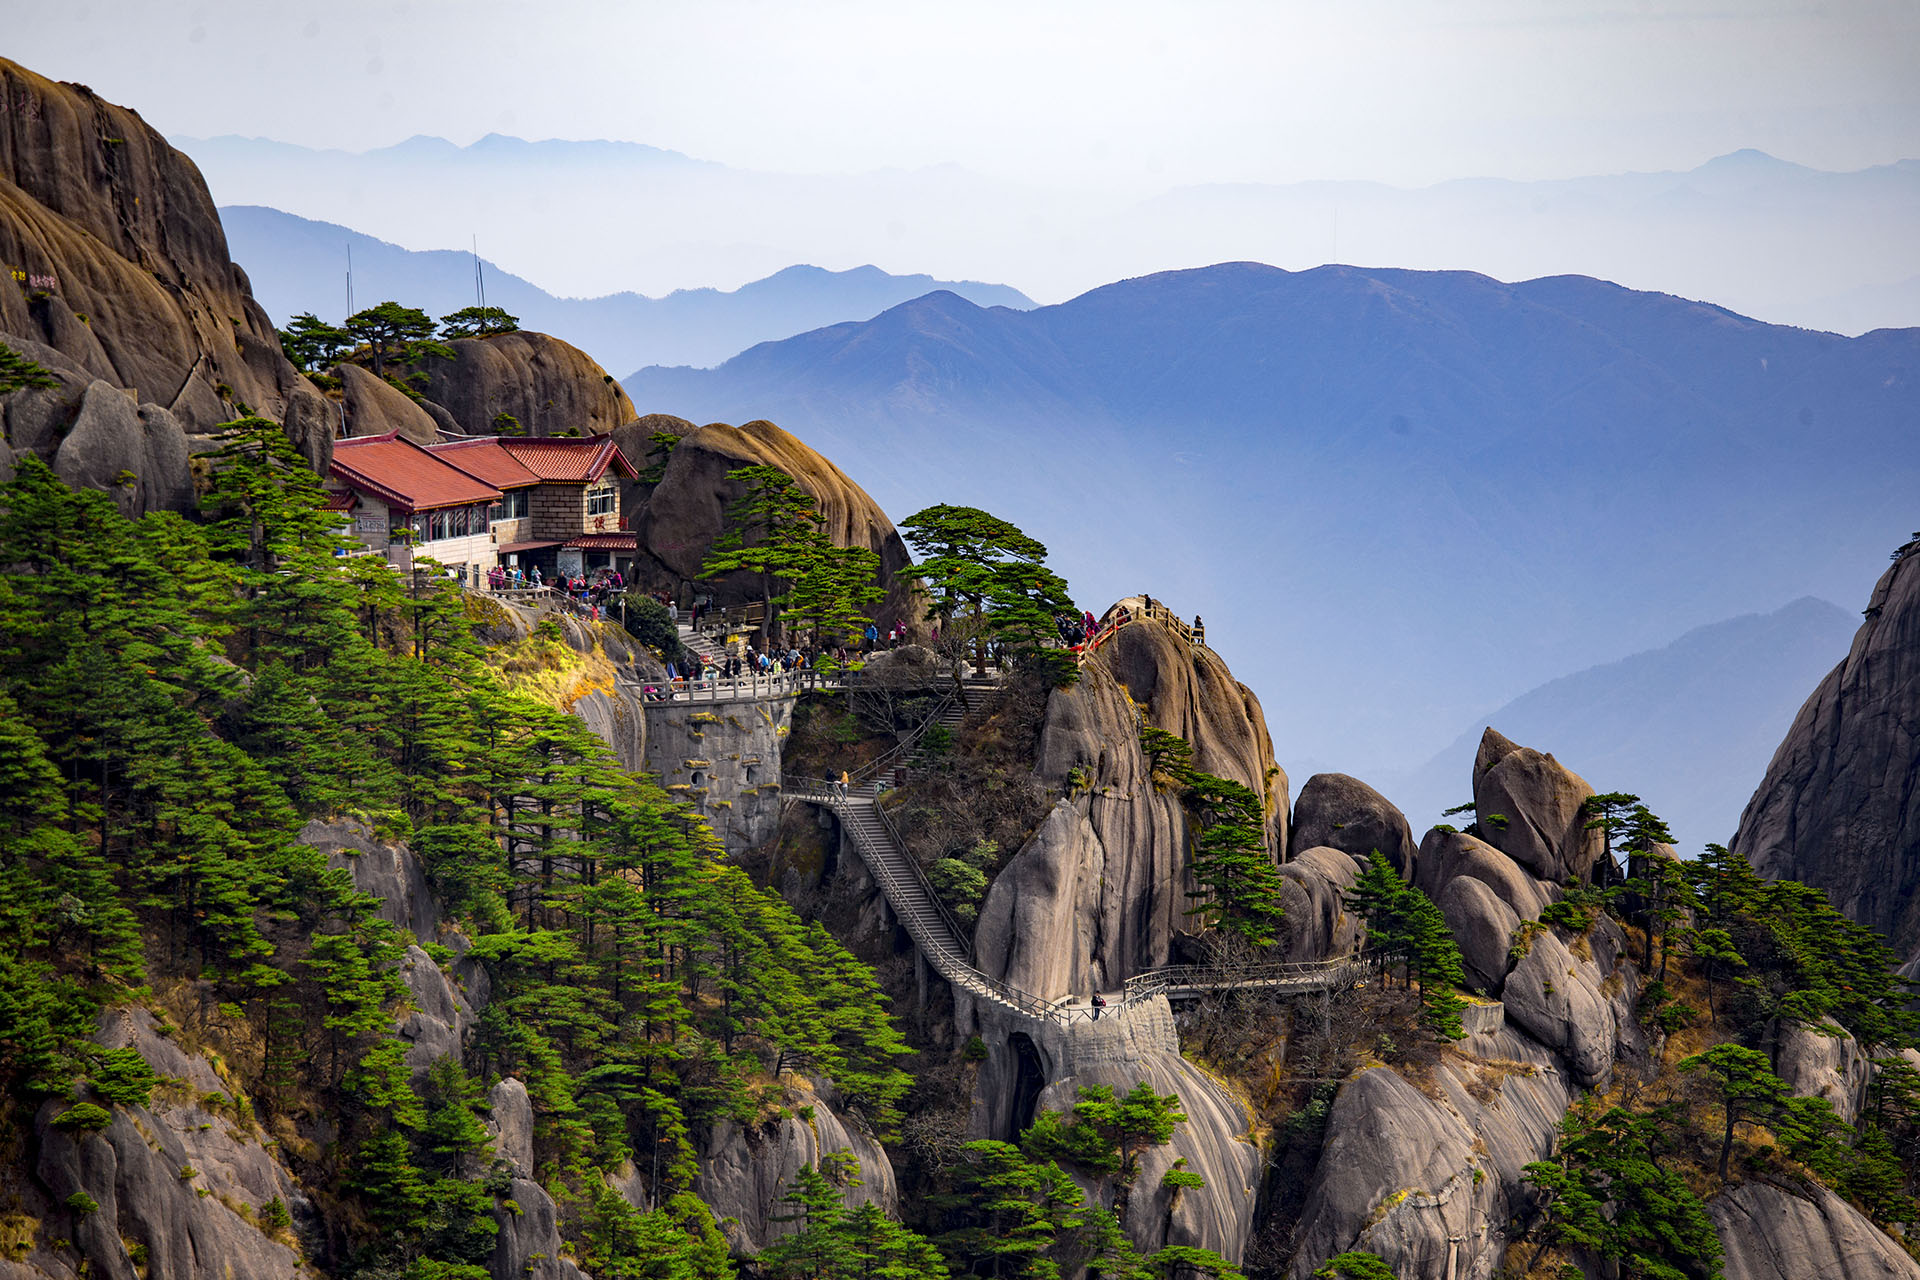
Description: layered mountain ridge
xmin=625 ymin=264 xmax=1920 ymax=778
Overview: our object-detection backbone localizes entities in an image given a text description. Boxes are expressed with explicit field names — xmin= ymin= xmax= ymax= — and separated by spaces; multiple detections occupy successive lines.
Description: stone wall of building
xmin=642 ymin=695 xmax=794 ymax=850
xmin=531 ymin=483 xmax=589 ymax=540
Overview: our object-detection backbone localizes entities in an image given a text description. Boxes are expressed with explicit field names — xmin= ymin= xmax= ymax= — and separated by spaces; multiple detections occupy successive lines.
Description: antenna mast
xmin=473 ymin=235 xmax=486 ymax=310
xmin=345 ymin=243 xmax=354 ymax=318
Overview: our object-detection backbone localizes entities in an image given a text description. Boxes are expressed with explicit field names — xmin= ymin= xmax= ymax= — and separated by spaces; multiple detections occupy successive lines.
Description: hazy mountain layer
xmin=219 ymin=205 xmax=1033 ymax=373
xmin=180 ymin=135 xmax=1919 ymax=333
xmin=1386 ymin=597 xmax=1859 ymax=857
xmin=623 ymin=263 xmax=1920 ymax=778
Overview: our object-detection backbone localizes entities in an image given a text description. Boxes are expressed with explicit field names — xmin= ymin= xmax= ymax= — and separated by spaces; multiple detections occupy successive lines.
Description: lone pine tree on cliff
xmin=900 ymin=503 xmax=1075 ymax=679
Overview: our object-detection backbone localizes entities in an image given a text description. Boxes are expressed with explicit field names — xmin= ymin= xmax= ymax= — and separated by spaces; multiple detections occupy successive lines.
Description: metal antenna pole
xmin=346 ymin=243 xmax=354 ymax=318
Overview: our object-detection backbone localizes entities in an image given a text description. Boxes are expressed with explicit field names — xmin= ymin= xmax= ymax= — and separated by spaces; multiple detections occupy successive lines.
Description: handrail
xmin=1072 ymin=596 xmax=1206 ymax=666
xmin=842 ymin=686 xmax=959 ymax=787
xmin=1122 ymin=950 xmax=1397 ymax=1003
xmin=784 ymin=780 xmax=1386 ymax=1029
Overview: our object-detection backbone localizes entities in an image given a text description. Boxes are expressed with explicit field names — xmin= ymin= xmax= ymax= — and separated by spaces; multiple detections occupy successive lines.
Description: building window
xmin=586 ymin=482 xmax=616 ymax=517
xmin=492 ymin=489 xmax=528 ymax=521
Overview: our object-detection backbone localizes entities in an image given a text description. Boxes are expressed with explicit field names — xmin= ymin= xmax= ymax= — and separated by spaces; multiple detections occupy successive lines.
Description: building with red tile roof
xmin=328 ymin=432 xmax=504 ymax=581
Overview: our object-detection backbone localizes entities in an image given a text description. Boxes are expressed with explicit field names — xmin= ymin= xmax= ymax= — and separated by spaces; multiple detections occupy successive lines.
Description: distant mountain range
xmin=180 ymin=135 xmax=1920 ymax=334
xmin=1382 ymin=597 xmax=1860 ymax=857
xmin=218 ymin=205 xmax=1033 ymax=371
xmin=623 ymin=262 xmax=1920 ymax=780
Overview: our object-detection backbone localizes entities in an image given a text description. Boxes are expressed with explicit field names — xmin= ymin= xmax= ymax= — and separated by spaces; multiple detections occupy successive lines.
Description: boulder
xmin=1413 ymin=827 xmax=1550 ymax=922
xmin=1710 ymin=1180 xmax=1920 ymax=1280
xmin=1501 ymin=928 xmax=1620 ymax=1089
xmin=694 ymin=1080 xmax=897 ymax=1254
xmin=46 ymin=381 xmax=193 ymax=515
xmin=1289 ymin=773 xmax=1416 ymax=877
xmin=1471 ymin=727 xmax=1603 ymax=883
xmin=1733 ymin=548 xmax=1920 ymax=955
xmin=1437 ymin=874 xmax=1520 ymax=994
xmin=633 ymin=418 xmax=921 ymax=634
xmin=1287 ymin=1026 xmax=1571 ymax=1280
xmin=0 ymin=59 xmax=331 ymax=469
xmin=338 ymin=362 xmax=439 ymax=442
xmin=411 ymin=330 xmax=635 ymax=439
xmin=1776 ymin=1020 xmax=1872 ymax=1125
xmin=1277 ymin=846 xmax=1364 ymax=963
xmin=608 ymin=411 xmax=700 ymax=498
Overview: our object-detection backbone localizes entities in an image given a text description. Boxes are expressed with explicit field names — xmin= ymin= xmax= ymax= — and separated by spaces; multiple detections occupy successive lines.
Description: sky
xmin=13 ymin=0 xmax=1920 ymax=192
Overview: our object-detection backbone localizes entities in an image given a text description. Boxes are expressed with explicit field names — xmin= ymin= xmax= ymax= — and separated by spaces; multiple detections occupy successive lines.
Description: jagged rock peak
xmin=1733 ymin=544 xmax=1920 ymax=957
xmin=0 ymin=57 xmax=333 ymax=475
xmin=1472 ymin=726 xmax=1602 ymax=883
xmin=1473 ymin=725 xmax=1522 ymax=783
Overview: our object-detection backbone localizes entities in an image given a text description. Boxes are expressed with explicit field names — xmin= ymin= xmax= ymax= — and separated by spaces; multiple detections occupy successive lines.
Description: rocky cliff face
xmin=22 ymin=1006 xmax=316 ymax=1280
xmin=1709 ymin=1180 xmax=1920 ymax=1280
xmin=633 ymin=418 xmax=921 ymax=631
xmin=977 ymin=615 xmax=1289 ymax=995
xmin=338 ymin=361 xmax=438 ymax=442
xmin=0 ymin=59 xmax=332 ymax=488
xmin=695 ymin=1077 xmax=899 ymax=1254
xmin=1733 ymin=546 xmax=1920 ymax=959
xmin=1286 ymin=1026 xmax=1572 ymax=1280
xmin=412 ymin=330 xmax=635 ymax=439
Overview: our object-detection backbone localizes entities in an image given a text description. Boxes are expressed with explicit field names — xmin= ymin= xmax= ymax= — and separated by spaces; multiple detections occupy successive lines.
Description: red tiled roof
xmin=320 ymin=489 xmax=358 ymax=512
xmin=496 ymin=436 xmax=638 ymax=484
xmin=564 ymin=533 xmax=639 ymax=550
xmin=425 ymin=437 xmax=542 ymax=489
xmin=330 ymin=432 xmax=503 ymax=514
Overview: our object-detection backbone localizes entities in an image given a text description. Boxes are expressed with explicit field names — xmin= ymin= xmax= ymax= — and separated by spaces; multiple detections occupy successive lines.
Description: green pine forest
xmin=0 ymin=412 xmax=1241 ymax=1280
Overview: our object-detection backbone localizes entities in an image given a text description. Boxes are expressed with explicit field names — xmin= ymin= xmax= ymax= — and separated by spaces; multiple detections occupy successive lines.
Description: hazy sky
xmin=14 ymin=0 xmax=1919 ymax=189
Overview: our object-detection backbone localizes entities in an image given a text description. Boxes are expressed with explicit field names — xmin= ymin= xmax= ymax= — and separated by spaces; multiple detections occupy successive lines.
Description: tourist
xmin=1193 ymin=615 xmax=1205 ymax=645
xmin=1091 ymin=992 xmax=1107 ymax=1021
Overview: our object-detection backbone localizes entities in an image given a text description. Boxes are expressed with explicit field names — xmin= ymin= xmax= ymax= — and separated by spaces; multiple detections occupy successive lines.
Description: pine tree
xmin=699 ymin=465 xmax=828 ymax=645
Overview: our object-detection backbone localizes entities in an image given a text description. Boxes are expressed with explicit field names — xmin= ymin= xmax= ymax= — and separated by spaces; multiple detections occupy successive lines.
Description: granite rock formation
xmin=0 ymin=59 xmax=332 ymax=476
xmin=1472 ymin=727 xmax=1604 ymax=883
xmin=1287 ymin=1026 xmax=1571 ymax=1280
xmin=979 ymin=614 xmax=1289 ymax=993
xmin=412 ymin=330 xmax=635 ymax=439
xmin=1275 ymin=845 xmax=1365 ymax=962
xmin=338 ymin=361 xmax=439 ymax=442
xmin=695 ymin=1077 xmax=898 ymax=1254
xmin=1733 ymin=545 xmax=1920 ymax=959
xmin=23 ymin=1006 xmax=316 ymax=1280
xmin=1288 ymin=772 xmax=1417 ymax=877
xmin=1414 ymin=827 xmax=1552 ymax=994
xmin=632 ymin=418 xmax=921 ymax=632
xmin=961 ymin=996 xmax=1260 ymax=1262
xmin=1709 ymin=1180 xmax=1920 ymax=1280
